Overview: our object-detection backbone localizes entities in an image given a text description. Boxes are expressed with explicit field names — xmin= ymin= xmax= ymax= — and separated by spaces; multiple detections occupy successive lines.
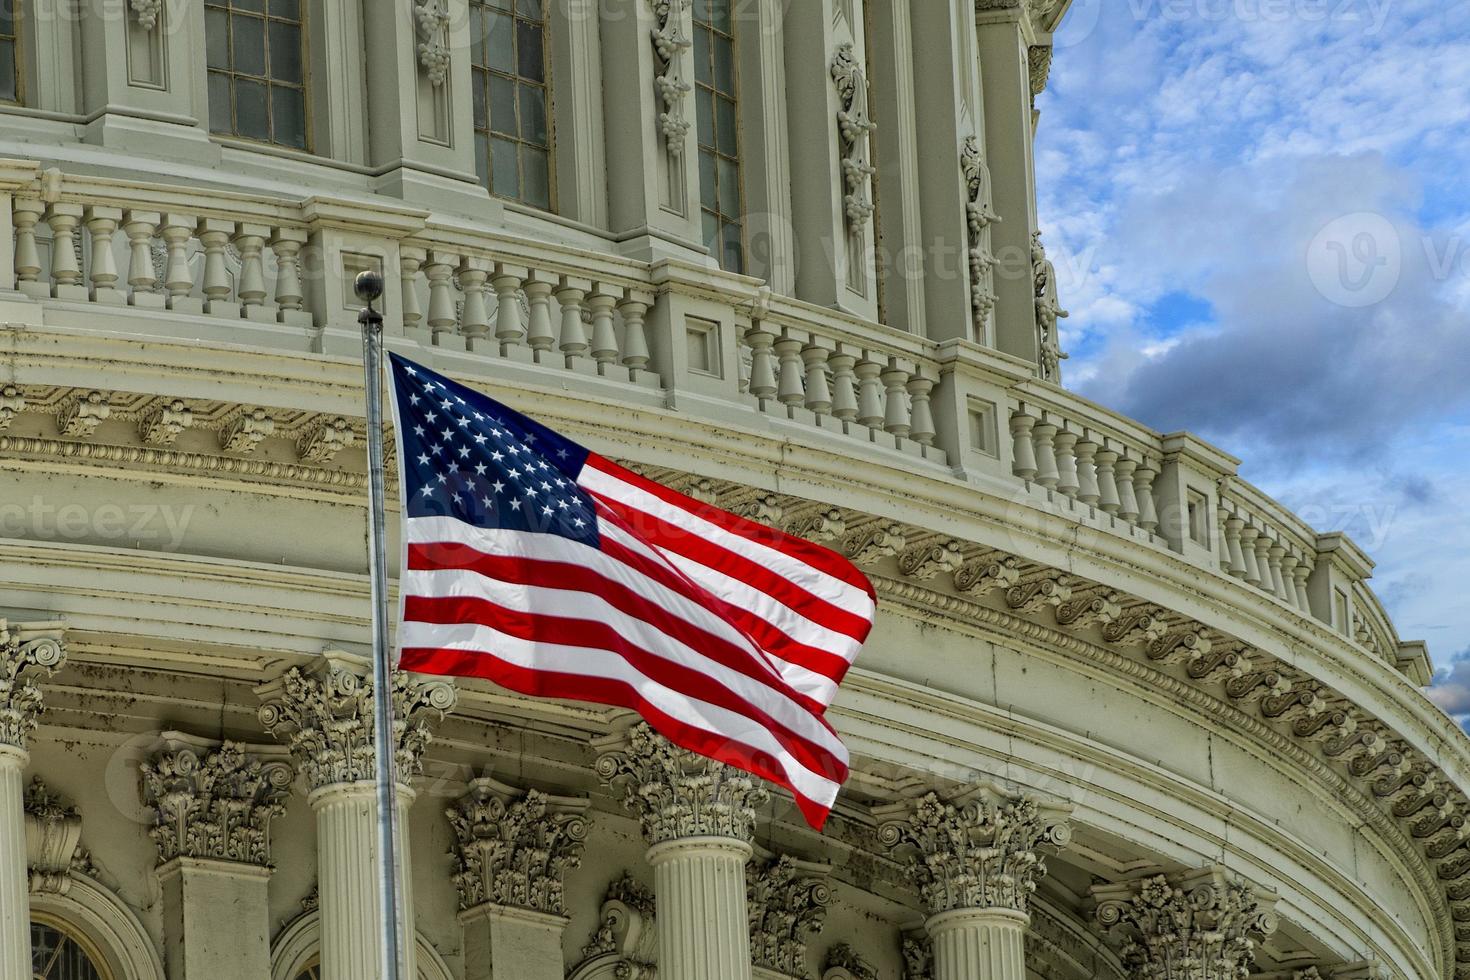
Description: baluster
xmin=84 ymin=206 xmax=124 ymax=305
xmin=1094 ymin=444 xmax=1120 ymax=512
xmin=1267 ymin=540 xmax=1289 ymax=600
xmin=160 ymin=214 xmax=202 ymax=313
xmin=1009 ymin=409 xmax=1038 ymax=480
xmin=828 ymin=345 xmax=859 ymax=425
xmin=1253 ymin=533 xmax=1275 ymax=594
xmin=271 ymin=227 xmax=310 ymax=326
xmin=801 ymin=340 xmax=833 ymax=418
xmin=1134 ymin=462 xmax=1160 ymax=532
xmin=855 ymin=355 xmax=885 ymax=429
xmin=1223 ymin=515 xmax=1248 ymax=578
xmin=907 ymin=373 xmax=936 ymax=447
xmin=774 ymin=331 xmax=806 ymax=412
xmin=46 ymin=203 xmax=86 ymax=300
xmin=588 ymin=286 xmax=622 ymax=375
xmin=1114 ymin=456 xmax=1139 ymax=524
xmin=745 ymin=324 xmax=777 ymax=405
xmin=425 ymin=251 xmax=459 ymax=344
xmin=556 ymin=279 xmax=589 ymax=366
xmin=881 ymin=359 xmax=912 ymax=438
xmin=1279 ymin=551 xmax=1301 ymax=607
xmin=233 ymin=223 xmax=270 ymax=319
xmin=524 ymin=276 xmax=556 ymax=359
xmin=619 ymin=296 xmax=652 ymax=377
xmin=1238 ymin=524 xmax=1262 ymax=585
xmin=492 ymin=264 xmax=526 ymax=350
xmin=1053 ymin=428 xmax=1080 ymax=499
xmin=13 ymin=198 xmax=46 ymax=297
xmin=1291 ymin=555 xmax=1313 ymax=611
xmin=1032 ymin=420 xmax=1060 ymax=489
xmin=122 ymin=210 xmax=163 ymax=308
xmin=458 ymin=257 xmax=491 ymax=343
xmin=1073 ymin=436 xmax=1100 ymax=505
xmin=196 ymin=218 xmax=234 ymax=316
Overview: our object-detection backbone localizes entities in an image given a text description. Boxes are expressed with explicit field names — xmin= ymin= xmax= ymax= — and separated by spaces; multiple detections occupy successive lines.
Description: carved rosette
xmin=748 ymin=855 xmax=832 ymax=978
xmin=1092 ymin=869 xmax=1278 ymax=980
xmin=595 ymin=723 xmax=769 ymax=845
xmin=0 ymin=623 xmax=67 ymax=752
xmin=830 ymin=43 xmax=877 ymax=229
xmin=257 ymin=657 xmax=456 ymax=792
xmin=877 ymin=789 xmax=1071 ymax=917
xmin=140 ymin=740 xmax=292 ymax=866
xmin=447 ymin=780 xmax=589 ymax=915
xmin=649 ymin=0 xmax=693 ymax=155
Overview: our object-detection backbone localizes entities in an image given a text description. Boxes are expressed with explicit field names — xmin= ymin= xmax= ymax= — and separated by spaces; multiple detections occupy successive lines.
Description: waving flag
xmin=387 ymin=353 xmax=875 ymax=828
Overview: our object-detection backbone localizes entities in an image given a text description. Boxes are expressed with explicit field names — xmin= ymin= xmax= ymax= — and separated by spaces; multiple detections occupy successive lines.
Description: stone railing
xmin=0 ymin=160 xmax=1420 ymax=681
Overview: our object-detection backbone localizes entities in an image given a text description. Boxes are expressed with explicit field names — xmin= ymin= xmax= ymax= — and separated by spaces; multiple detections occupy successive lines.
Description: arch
xmin=28 ymin=874 xmax=166 ymax=980
xmin=270 ymin=909 xmax=453 ymax=980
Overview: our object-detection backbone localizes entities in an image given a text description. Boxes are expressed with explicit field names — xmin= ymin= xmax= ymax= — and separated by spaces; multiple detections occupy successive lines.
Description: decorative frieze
xmin=220 ymin=407 xmax=275 ymax=454
xmin=831 ymin=43 xmax=877 ymax=228
xmin=23 ymin=777 xmax=84 ymax=894
xmin=649 ymin=0 xmax=693 ymax=155
xmin=139 ymin=398 xmax=193 ymax=446
xmin=877 ymin=786 xmax=1071 ymax=916
xmin=446 ymin=779 xmax=589 ymax=915
xmin=954 ymin=555 xmax=1021 ymax=597
xmin=296 ymin=417 xmax=355 ymax=464
xmin=898 ymin=540 xmax=964 ymax=581
xmin=0 ymin=622 xmax=66 ymax=751
xmin=1092 ymin=868 xmax=1277 ymax=980
xmin=57 ymin=390 xmax=111 ymax=438
xmin=0 ymin=385 xmax=23 ymax=430
xmin=140 ymin=737 xmax=292 ymax=866
xmin=748 ymin=855 xmax=832 ymax=978
xmin=842 ymin=523 xmax=907 ymax=566
xmin=256 ymin=654 xmax=456 ymax=791
xmin=595 ymin=722 xmax=769 ymax=845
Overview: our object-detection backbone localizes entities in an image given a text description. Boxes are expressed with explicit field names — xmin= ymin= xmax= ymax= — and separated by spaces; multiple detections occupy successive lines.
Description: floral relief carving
xmin=579 ymin=872 xmax=657 ymax=978
xmin=447 ymin=780 xmax=589 ymax=915
xmin=24 ymin=777 xmax=84 ymax=894
xmin=649 ymin=0 xmax=694 ymax=155
xmin=413 ymin=0 xmax=452 ymax=88
xmin=0 ymin=622 xmax=66 ymax=751
xmin=0 ymin=385 xmax=24 ymax=430
xmin=130 ymin=0 xmax=164 ymax=32
xmin=961 ymin=135 xmax=1000 ymax=338
xmin=140 ymin=739 xmax=292 ymax=866
xmin=830 ymin=43 xmax=877 ymax=228
xmin=748 ymin=855 xmax=832 ymax=978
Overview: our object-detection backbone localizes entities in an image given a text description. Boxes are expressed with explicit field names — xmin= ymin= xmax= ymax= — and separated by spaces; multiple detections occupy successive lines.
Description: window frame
xmin=204 ymin=0 xmax=312 ymax=152
xmin=0 ymin=0 xmax=22 ymax=106
xmin=469 ymin=0 xmax=556 ymax=211
xmin=31 ymin=915 xmax=115 ymax=980
xmin=692 ymin=0 xmax=745 ymax=273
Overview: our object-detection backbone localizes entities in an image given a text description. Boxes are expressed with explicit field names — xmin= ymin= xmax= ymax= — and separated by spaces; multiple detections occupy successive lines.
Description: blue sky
xmin=1033 ymin=0 xmax=1470 ymax=723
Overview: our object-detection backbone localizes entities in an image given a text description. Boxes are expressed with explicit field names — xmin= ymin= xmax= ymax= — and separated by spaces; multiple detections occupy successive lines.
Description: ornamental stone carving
xmin=139 ymin=398 xmax=193 ymax=446
xmin=297 ymin=417 xmax=355 ymax=464
xmin=447 ymin=778 xmax=589 ymax=915
xmin=1032 ymin=231 xmax=1070 ymax=383
xmin=822 ymin=944 xmax=877 ymax=980
xmin=1092 ymin=867 xmax=1278 ymax=980
xmin=649 ymin=0 xmax=693 ymax=155
xmin=140 ymin=735 xmax=292 ymax=866
xmin=595 ymin=722 xmax=769 ymax=845
xmin=876 ymin=786 xmax=1071 ymax=916
xmin=748 ymin=855 xmax=832 ymax=978
xmin=0 ymin=621 xmax=66 ymax=751
xmin=220 ymin=407 xmax=275 ymax=454
xmin=901 ymin=933 xmax=933 ymax=980
xmin=130 ymin=0 xmax=164 ymax=31
xmin=23 ymin=777 xmax=84 ymax=894
xmin=413 ymin=0 xmax=452 ymax=87
xmin=0 ymin=385 xmax=23 ymax=430
xmin=961 ymin=134 xmax=1000 ymax=338
xmin=579 ymin=872 xmax=658 ymax=977
xmin=57 ymin=390 xmax=111 ymax=438
xmin=256 ymin=653 xmax=456 ymax=791
xmin=830 ymin=43 xmax=877 ymax=228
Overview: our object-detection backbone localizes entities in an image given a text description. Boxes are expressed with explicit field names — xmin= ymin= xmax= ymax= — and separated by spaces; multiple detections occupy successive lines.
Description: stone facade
xmin=0 ymin=1 xmax=1457 ymax=979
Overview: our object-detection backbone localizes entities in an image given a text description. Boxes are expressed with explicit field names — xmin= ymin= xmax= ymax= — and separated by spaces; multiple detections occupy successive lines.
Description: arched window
xmin=469 ymin=0 xmax=553 ymax=209
xmin=291 ymin=960 xmax=321 ymax=980
xmin=31 ymin=920 xmax=110 ymax=980
xmin=1 ymin=0 xmax=19 ymax=104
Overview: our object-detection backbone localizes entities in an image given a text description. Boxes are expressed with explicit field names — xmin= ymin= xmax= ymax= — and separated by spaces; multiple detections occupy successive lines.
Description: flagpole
xmin=355 ymin=269 xmax=404 ymax=980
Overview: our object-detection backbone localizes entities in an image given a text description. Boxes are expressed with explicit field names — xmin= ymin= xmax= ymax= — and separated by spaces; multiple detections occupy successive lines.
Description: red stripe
xmin=587 ymin=455 xmax=876 ymax=599
xmin=403 ymin=593 xmax=846 ymax=782
xmin=398 ymin=645 xmax=836 ymax=828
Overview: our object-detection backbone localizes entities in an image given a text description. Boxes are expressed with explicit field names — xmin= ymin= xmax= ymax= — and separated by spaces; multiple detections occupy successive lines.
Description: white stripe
xmin=401 ymin=565 xmax=848 ymax=762
xmin=396 ymin=618 xmax=841 ymax=808
xmin=580 ymin=463 xmax=876 ymax=620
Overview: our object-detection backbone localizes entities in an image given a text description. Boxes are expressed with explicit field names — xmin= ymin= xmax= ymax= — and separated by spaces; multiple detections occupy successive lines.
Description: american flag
xmin=387 ymin=353 xmax=875 ymax=828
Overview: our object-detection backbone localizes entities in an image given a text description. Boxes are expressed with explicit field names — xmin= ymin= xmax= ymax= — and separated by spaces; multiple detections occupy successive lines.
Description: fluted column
xmin=877 ymin=786 xmax=1070 ymax=980
xmin=0 ymin=623 xmax=66 ymax=980
xmin=258 ymin=654 xmax=456 ymax=980
xmin=597 ymin=723 xmax=770 ymax=980
xmin=1092 ymin=867 xmax=1277 ymax=980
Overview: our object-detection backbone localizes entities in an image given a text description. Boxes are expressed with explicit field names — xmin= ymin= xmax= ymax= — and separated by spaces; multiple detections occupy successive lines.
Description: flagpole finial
xmin=355 ymin=269 xmax=385 ymax=306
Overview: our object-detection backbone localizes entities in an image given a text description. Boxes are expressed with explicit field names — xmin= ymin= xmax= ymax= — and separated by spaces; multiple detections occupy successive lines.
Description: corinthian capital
xmin=0 ymin=621 xmax=66 ymax=751
xmin=876 ymin=785 xmax=1071 ymax=917
xmin=447 ymin=778 xmax=589 ymax=916
xmin=595 ymin=722 xmax=769 ymax=845
xmin=1092 ymin=867 xmax=1278 ymax=980
xmin=748 ymin=855 xmax=832 ymax=978
xmin=140 ymin=733 xmax=293 ymax=866
xmin=256 ymin=653 xmax=456 ymax=792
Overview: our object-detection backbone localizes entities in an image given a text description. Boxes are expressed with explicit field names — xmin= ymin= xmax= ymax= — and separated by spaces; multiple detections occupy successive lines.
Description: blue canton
xmin=389 ymin=353 xmax=599 ymax=546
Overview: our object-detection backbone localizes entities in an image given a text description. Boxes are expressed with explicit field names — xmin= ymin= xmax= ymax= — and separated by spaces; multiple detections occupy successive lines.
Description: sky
xmin=1032 ymin=0 xmax=1470 ymax=726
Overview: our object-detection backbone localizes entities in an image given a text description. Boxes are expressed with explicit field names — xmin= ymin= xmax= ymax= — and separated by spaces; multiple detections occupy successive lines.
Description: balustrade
xmin=1217 ymin=493 xmax=1317 ymax=618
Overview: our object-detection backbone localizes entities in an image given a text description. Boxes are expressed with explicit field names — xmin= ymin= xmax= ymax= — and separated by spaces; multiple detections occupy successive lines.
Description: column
xmin=141 ymin=735 xmax=293 ymax=980
xmin=258 ymin=654 xmax=457 ymax=980
xmin=1092 ymin=867 xmax=1278 ymax=980
xmin=448 ymin=779 xmax=589 ymax=980
xmin=596 ymin=723 xmax=770 ymax=980
xmin=877 ymin=787 xmax=1071 ymax=980
xmin=0 ymin=622 xmax=67 ymax=980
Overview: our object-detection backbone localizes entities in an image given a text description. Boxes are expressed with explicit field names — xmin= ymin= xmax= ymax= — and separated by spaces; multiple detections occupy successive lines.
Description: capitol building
xmin=0 ymin=0 xmax=1462 ymax=979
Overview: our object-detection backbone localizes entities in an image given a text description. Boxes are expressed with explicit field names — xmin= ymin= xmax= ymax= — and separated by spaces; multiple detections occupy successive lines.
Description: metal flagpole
xmin=356 ymin=269 xmax=404 ymax=980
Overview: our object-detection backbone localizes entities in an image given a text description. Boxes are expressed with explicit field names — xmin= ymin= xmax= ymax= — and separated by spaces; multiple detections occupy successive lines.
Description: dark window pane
xmin=485 ymin=10 xmax=513 ymax=71
xmin=471 ymin=72 xmax=488 ymax=128
xmin=697 ymin=90 xmax=715 ymax=148
xmin=693 ymin=30 xmax=711 ymax=88
xmin=234 ymin=77 xmax=270 ymax=141
xmin=489 ymin=0 xmax=511 ymax=8
xmin=475 ymin=132 xmax=490 ymax=186
xmin=522 ymin=146 xmax=550 ymax=208
xmin=710 ymin=0 xmax=731 ymax=32
xmin=516 ymin=21 xmax=544 ymax=82
xmin=516 ymin=0 xmax=544 ymax=17
xmin=699 ymin=151 xmax=717 ymax=211
xmin=469 ymin=6 xmax=484 ymax=64
xmin=234 ymin=0 xmax=265 ymax=11
xmin=491 ymin=137 xmax=518 ymax=196
xmin=722 ymin=219 xmax=743 ymax=273
xmin=519 ymin=84 xmax=547 ymax=144
xmin=269 ymin=0 xmax=300 ymax=18
xmin=272 ymin=85 xmax=306 ymax=147
xmin=716 ymin=95 xmax=737 ymax=155
xmin=233 ymin=14 xmax=267 ymax=76
xmin=714 ymin=34 xmax=735 ymax=95
xmin=0 ymin=0 xmax=13 ymax=34
xmin=701 ymin=212 xmax=720 ymax=254
xmin=490 ymin=75 xmax=516 ymax=135
xmin=206 ymin=9 xmax=229 ymax=68
xmin=0 ymin=41 xmax=14 ymax=103
xmin=269 ymin=21 xmax=302 ymax=82
xmin=693 ymin=0 xmax=713 ymax=24
xmin=718 ymin=156 xmax=740 ymax=214
xmin=207 ymin=72 xmax=232 ymax=132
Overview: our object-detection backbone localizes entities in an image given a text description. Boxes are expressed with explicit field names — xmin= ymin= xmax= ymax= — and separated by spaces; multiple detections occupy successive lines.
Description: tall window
xmin=693 ymin=0 xmax=742 ymax=272
xmin=205 ymin=0 xmax=307 ymax=149
xmin=470 ymin=0 xmax=552 ymax=209
xmin=1 ymin=0 xmax=18 ymax=104
xmin=32 ymin=922 xmax=108 ymax=980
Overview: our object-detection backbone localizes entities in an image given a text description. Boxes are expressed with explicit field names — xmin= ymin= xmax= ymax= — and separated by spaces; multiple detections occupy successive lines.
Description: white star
xmin=404 ymin=365 xmax=417 ymax=376
xmin=526 ymin=433 xmax=537 ymax=443
xmin=451 ymin=493 xmax=462 ymax=504
xmin=430 ymin=443 xmax=443 ymax=456
xmin=490 ymin=451 xmax=505 ymax=462
xmin=436 ymin=472 xmax=448 ymax=485
xmin=525 ymin=486 xmax=539 ymax=497
xmin=441 ymin=428 xmax=454 ymax=440
xmin=473 ymin=411 xmax=484 ymax=421
xmin=458 ymin=446 xmax=470 ymax=458
xmin=482 ymin=496 xmax=494 ymax=508
xmin=413 ymin=425 xmax=426 ymax=437
xmin=474 ymin=463 xmax=488 ymax=476
xmin=541 ymin=505 xmax=553 ymax=516
xmin=409 ymin=393 xmax=421 ymax=405
xmin=573 ymin=517 xmax=585 ymax=527
xmin=419 ymin=486 xmax=434 ymax=497
xmin=507 ymin=468 xmax=521 ymax=480
xmin=457 ymin=416 xmax=470 ymax=428
xmin=556 ymin=499 xmax=569 ymax=510
xmin=441 ymin=398 xmax=454 ymax=410
xmin=540 ymin=481 xmax=552 ymax=492
xmin=556 ymin=448 xmax=568 ymax=459
xmin=473 ymin=433 xmax=488 ymax=445
xmin=426 ymin=411 xmax=437 ymax=423
xmin=416 ymin=454 xmax=429 ymax=465
xmin=510 ymin=500 xmax=522 ymax=511
xmin=492 ymin=480 xmax=505 ymax=493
